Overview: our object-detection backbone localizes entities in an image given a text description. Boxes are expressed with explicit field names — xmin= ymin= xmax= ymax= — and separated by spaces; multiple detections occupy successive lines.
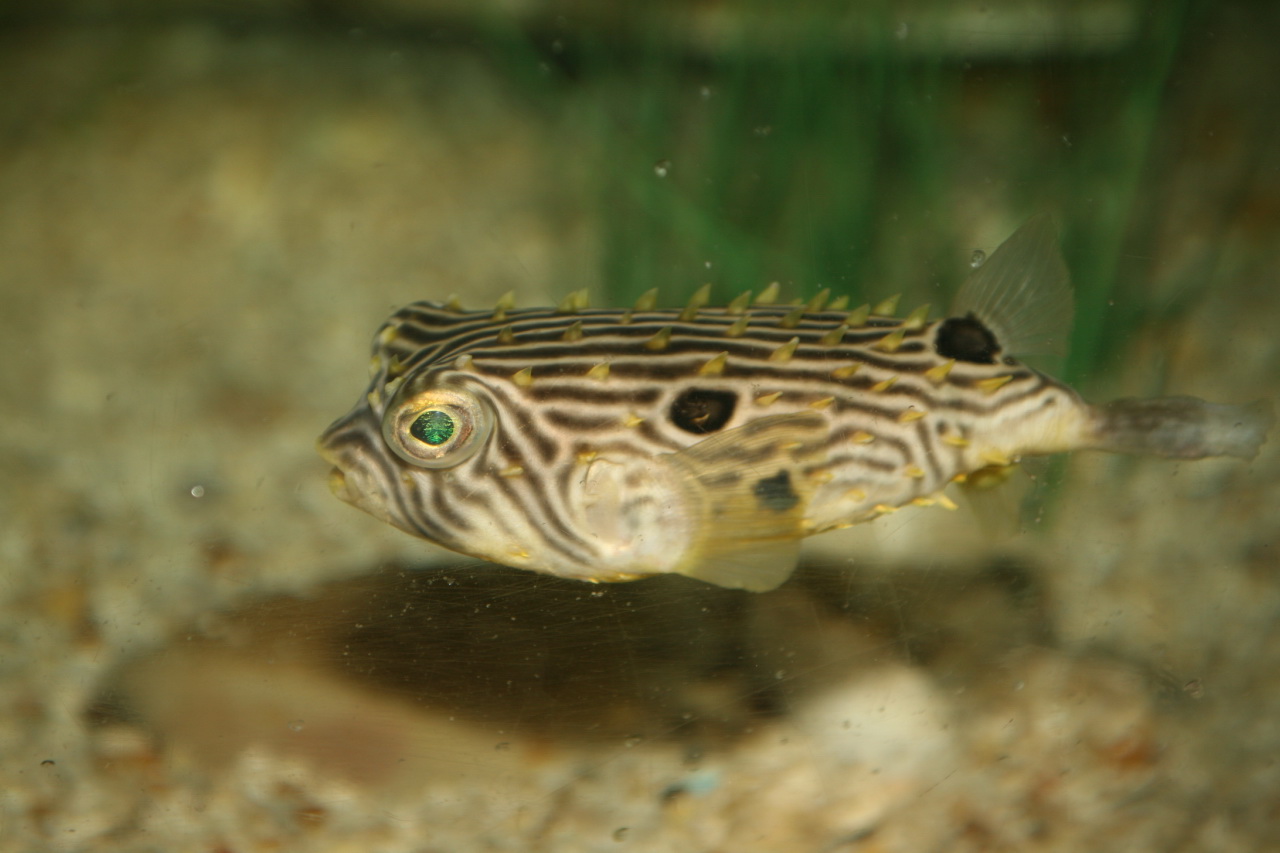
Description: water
xmin=3 ymin=5 xmax=1278 ymax=852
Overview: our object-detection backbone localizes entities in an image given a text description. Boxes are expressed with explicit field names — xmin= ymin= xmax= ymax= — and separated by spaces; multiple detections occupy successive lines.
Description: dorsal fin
xmin=949 ymin=214 xmax=1074 ymax=359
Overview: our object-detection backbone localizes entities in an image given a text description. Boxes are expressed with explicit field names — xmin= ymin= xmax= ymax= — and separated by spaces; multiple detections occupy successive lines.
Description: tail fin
xmin=1090 ymin=397 xmax=1274 ymax=461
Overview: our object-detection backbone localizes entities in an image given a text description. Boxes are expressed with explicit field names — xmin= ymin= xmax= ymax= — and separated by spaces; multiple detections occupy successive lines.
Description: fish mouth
xmin=327 ymin=466 xmax=354 ymax=503
xmin=316 ymin=409 xmax=406 ymax=518
xmin=316 ymin=430 xmax=358 ymax=505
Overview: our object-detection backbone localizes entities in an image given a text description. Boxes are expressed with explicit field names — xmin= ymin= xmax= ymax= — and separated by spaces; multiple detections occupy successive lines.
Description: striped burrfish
xmin=319 ymin=216 xmax=1272 ymax=591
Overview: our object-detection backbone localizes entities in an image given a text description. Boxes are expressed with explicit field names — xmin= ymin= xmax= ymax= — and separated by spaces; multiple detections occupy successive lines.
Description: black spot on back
xmin=935 ymin=313 xmax=1000 ymax=364
xmin=753 ymin=470 xmax=799 ymax=513
xmin=670 ymin=388 xmax=737 ymax=434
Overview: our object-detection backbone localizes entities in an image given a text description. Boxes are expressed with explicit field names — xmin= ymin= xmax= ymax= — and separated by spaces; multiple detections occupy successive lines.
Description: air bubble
xmin=653 ymin=159 xmax=671 ymax=178
xmin=970 ymin=249 xmax=986 ymax=268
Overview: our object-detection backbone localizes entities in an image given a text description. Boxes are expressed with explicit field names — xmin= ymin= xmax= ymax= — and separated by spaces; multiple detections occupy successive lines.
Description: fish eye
xmin=383 ymin=387 xmax=491 ymax=468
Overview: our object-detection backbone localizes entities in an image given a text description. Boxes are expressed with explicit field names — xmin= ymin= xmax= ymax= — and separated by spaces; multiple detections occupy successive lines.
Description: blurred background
xmin=2 ymin=1 xmax=1278 ymax=850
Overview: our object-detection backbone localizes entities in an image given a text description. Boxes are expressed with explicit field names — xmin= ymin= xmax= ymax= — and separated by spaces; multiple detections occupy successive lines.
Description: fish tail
xmin=1088 ymin=396 xmax=1274 ymax=461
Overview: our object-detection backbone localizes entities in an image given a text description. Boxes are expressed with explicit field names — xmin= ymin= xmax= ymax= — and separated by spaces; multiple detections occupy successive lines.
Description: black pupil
xmin=410 ymin=410 xmax=455 ymax=446
xmin=935 ymin=313 xmax=1000 ymax=364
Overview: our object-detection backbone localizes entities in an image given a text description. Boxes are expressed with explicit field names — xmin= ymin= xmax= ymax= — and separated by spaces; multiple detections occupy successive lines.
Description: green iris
xmin=409 ymin=410 xmax=455 ymax=446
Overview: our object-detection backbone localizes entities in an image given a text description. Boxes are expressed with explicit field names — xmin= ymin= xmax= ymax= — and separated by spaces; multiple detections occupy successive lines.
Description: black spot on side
xmin=935 ymin=313 xmax=1000 ymax=364
xmin=754 ymin=470 xmax=799 ymax=513
xmin=670 ymin=388 xmax=737 ymax=435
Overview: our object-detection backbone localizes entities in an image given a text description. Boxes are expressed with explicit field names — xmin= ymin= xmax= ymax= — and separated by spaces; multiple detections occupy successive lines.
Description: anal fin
xmin=957 ymin=463 xmax=1034 ymax=541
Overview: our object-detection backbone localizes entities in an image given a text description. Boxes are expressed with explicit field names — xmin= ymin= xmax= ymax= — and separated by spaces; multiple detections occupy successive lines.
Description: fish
xmin=318 ymin=216 xmax=1273 ymax=591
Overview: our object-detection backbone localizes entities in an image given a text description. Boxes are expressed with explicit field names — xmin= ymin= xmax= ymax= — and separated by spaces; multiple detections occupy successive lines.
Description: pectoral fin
xmin=660 ymin=413 xmax=829 ymax=591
